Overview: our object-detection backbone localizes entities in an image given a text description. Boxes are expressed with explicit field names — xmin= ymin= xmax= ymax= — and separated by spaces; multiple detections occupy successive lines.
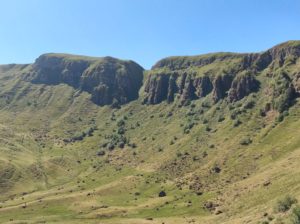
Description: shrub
xmin=205 ymin=126 xmax=211 ymax=132
xmin=117 ymin=119 xmax=125 ymax=127
xmin=202 ymin=118 xmax=208 ymax=124
xmin=101 ymin=142 xmax=108 ymax=148
xmin=259 ymin=109 xmax=266 ymax=117
xmin=176 ymin=152 xmax=182 ymax=157
xmin=86 ymin=127 xmax=95 ymax=136
xmin=291 ymin=205 xmax=300 ymax=224
xmin=193 ymin=156 xmax=200 ymax=161
xmin=272 ymin=70 xmax=296 ymax=113
xmin=186 ymin=110 xmax=195 ymax=116
xmin=217 ymin=116 xmax=225 ymax=122
xmin=274 ymin=195 xmax=297 ymax=213
xmin=158 ymin=191 xmax=166 ymax=197
xmin=228 ymin=105 xmax=235 ymax=110
xmin=117 ymin=126 xmax=126 ymax=135
xmin=118 ymin=142 xmax=125 ymax=148
xmin=240 ymin=137 xmax=252 ymax=145
xmin=107 ymin=143 xmax=115 ymax=150
xmin=167 ymin=112 xmax=173 ymax=117
xmin=243 ymin=100 xmax=255 ymax=109
xmin=183 ymin=121 xmax=195 ymax=134
xmin=233 ymin=119 xmax=242 ymax=127
xmin=276 ymin=113 xmax=284 ymax=123
xmin=72 ymin=132 xmax=86 ymax=141
xmin=202 ymin=102 xmax=210 ymax=108
xmin=97 ymin=150 xmax=105 ymax=156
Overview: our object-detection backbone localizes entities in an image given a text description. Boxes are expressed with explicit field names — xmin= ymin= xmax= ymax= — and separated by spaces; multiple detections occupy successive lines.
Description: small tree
xmin=274 ymin=195 xmax=297 ymax=213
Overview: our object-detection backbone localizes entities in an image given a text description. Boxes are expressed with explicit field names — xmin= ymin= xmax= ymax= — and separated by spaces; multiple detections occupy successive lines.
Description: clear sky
xmin=0 ymin=0 xmax=299 ymax=69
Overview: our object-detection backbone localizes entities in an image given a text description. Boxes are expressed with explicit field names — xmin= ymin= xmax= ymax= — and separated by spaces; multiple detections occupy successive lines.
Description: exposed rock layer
xmin=21 ymin=41 xmax=300 ymax=107
xmin=25 ymin=54 xmax=144 ymax=106
xmin=143 ymin=41 xmax=300 ymax=105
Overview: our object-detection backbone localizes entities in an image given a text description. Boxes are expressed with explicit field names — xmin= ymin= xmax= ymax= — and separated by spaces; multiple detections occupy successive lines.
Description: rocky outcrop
xmin=25 ymin=54 xmax=144 ymax=106
xmin=143 ymin=41 xmax=300 ymax=105
xmin=143 ymin=73 xmax=171 ymax=104
xmin=193 ymin=76 xmax=213 ymax=98
xmin=143 ymin=72 xmax=238 ymax=105
xmin=21 ymin=41 xmax=300 ymax=108
xmin=180 ymin=74 xmax=197 ymax=103
xmin=212 ymin=74 xmax=233 ymax=102
xmin=30 ymin=54 xmax=89 ymax=87
xmin=143 ymin=71 xmax=258 ymax=105
xmin=228 ymin=73 xmax=259 ymax=102
xmin=292 ymin=72 xmax=300 ymax=93
xmin=254 ymin=41 xmax=300 ymax=70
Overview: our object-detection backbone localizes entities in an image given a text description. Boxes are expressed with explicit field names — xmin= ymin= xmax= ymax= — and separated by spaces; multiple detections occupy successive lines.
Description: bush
xmin=97 ymin=150 xmax=105 ymax=156
xmin=183 ymin=121 xmax=195 ymax=134
xmin=107 ymin=143 xmax=115 ymax=150
xmin=186 ymin=110 xmax=195 ymax=116
xmin=205 ymin=126 xmax=211 ymax=132
xmin=118 ymin=142 xmax=125 ymax=148
xmin=117 ymin=119 xmax=125 ymax=127
xmin=291 ymin=205 xmax=300 ymax=224
xmin=259 ymin=109 xmax=266 ymax=117
xmin=72 ymin=132 xmax=86 ymax=141
xmin=202 ymin=102 xmax=210 ymax=108
xmin=243 ymin=100 xmax=255 ymax=109
xmin=239 ymin=137 xmax=252 ymax=145
xmin=167 ymin=112 xmax=173 ymax=117
xmin=202 ymin=118 xmax=208 ymax=124
xmin=86 ymin=127 xmax=95 ymax=136
xmin=117 ymin=126 xmax=126 ymax=135
xmin=276 ymin=113 xmax=284 ymax=122
xmin=233 ymin=119 xmax=242 ymax=127
xmin=176 ymin=152 xmax=182 ymax=157
xmin=217 ymin=116 xmax=225 ymax=122
xmin=274 ymin=195 xmax=297 ymax=213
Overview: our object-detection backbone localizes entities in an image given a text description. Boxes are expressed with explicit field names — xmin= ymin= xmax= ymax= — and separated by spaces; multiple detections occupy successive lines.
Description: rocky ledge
xmin=143 ymin=41 xmax=300 ymax=105
xmin=24 ymin=53 xmax=144 ymax=106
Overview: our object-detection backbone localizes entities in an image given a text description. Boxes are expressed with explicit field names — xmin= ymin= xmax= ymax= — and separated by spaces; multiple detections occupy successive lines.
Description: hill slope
xmin=0 ymin=41 xmax=300 ymax=223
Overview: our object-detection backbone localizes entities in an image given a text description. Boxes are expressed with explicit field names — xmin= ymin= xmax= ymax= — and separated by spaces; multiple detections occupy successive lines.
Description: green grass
xmin=0 ymin=43 xmax=300 ymax=223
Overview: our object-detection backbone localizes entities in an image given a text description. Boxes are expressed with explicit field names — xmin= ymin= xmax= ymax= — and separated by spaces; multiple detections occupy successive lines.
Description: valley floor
xmin=0 ymin=81 xmax=300 ymax=224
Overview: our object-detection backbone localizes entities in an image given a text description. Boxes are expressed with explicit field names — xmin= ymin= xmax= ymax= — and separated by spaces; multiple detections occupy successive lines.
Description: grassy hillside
xmin=1 ymin=42 xmax=300 ymax=224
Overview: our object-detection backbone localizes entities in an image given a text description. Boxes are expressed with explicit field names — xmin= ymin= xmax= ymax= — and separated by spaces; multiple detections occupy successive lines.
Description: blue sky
xmin=0 ymin=0 xmax=299 ymax=69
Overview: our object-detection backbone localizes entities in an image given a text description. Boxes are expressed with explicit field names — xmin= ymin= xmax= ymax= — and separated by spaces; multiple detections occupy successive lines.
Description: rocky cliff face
xmin=25 ymin=54 xmax=144 ymax=106
xmin=21 ymin=41 xmax=300 ymax=109
xmin=143 ymin=41 xmax=300 ymax=106
xmin=228 ymin=72 xmax=260 ymax=102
